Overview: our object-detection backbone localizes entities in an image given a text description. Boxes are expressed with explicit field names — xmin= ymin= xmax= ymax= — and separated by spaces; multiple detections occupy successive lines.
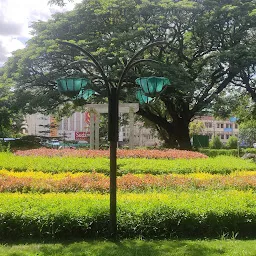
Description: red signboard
xmin=85 ymin=112 xmax=90 ymax=124
xmin=75 ymin=131 xmax=89 ymax=141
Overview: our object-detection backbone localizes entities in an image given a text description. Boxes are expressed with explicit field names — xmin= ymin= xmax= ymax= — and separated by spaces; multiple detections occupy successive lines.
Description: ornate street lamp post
xmin=56 ymin=41 xmax=170 ymax=239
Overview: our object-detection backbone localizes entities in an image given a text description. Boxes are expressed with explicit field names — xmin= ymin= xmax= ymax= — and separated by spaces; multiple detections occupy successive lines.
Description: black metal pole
xmin=57 ymin=40 xmax=168 ymax=240
xmin=108 ymin=87 xmax=118 ymax=239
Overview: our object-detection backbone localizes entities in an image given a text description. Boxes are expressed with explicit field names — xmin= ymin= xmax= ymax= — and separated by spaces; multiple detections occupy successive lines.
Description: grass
xmin=1 ymin=153 xmax=256 ymax=174
xmin=0 ymin=239 xmax=256 ymax=256
xmin=0 ymin=191 xmax=255 ymax=239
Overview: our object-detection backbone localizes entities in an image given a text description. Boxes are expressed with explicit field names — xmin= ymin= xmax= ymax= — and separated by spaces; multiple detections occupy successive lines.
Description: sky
xmin=0 ymin=0 xmax=82 ymax=66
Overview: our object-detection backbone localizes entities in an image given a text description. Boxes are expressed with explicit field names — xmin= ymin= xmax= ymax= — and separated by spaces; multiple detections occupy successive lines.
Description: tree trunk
xmin=137 ymin=107 xmax=192 ymax=150
xmin=160 ymin=131 xmax=179 ymax=148
xmin=174 ymin=123 xmax=192 ymax=150
xmin=164 ymin=119 xmax=192 ymax=150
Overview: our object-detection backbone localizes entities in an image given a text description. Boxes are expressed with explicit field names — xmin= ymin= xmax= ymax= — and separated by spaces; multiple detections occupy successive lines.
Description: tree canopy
xmin=1 ymin=0 xmax=256 ymax=149
xmin=0 ymin=70 xmax=22 ymax=137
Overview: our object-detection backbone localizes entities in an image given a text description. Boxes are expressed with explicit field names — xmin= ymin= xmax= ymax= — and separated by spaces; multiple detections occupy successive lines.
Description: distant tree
xmin=225 ymin=135 xmax=238 ymax=149
xmin=239 ymin=120 xmax=256 ymax=147
xmin=48 ymin=0 xmax=71 ymax=7
xmin=209 ymin=136 xmax=223 ymax=149
xmin=189 ymin=120 xmax=205 ymax=138
xmin=0 ymin=71 xmax=20 ymax=138
xmin=212 ymin=93 xmax=256 ymax=123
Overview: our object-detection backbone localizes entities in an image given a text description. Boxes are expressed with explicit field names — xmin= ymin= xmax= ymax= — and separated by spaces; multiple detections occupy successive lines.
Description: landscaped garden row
xmin=0 ymin=153 xmax=256 ymax=174
xmin=14 ymin=148 xmax=208 ymax=159
xmin=199 ymin=148 xmax=256 ymax=157
xmin=0 ymin=170 xmax=255 ymax=193
xmin=1 ymin=150 xmax=256 ymax=241
xmin=0 ymin=191 xmax=255 ymax=239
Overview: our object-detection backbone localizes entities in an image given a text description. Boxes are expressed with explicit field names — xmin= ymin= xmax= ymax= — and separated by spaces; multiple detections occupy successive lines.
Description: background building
xmin=194 ymin=116 xmax=239 ymax=144
xmin=24 ymin=112 xmax=161 ymax=147
xmin=24 ymin=113 xmax=239 ymax=147
xmin=120 ymin=122 xmax=161 ymax=147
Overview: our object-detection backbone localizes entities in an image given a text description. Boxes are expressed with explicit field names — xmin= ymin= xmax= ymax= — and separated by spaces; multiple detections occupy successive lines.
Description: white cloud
xmin=0 ymin=0 xmax=81 ymax=66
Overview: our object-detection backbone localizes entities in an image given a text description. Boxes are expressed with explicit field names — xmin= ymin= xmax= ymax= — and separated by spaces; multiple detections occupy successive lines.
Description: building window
xmin=220 ymin=134 xmax=224 ymax=139
xmin=226 ymin=134 xmax=230 ymax=139
xmin=226 ymin=123 xmax=232 ymax=129
xmin=205 ymin=122 xmax=212 ymax=128
xmin=217 ymin=123 xmax=224 ymax=128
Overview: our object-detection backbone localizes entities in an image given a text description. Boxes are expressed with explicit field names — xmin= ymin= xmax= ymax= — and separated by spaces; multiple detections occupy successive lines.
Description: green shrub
xmin=0 ymin=142 xmax=9 ymax=152
xmin=199 ymin=149 xmax=239 ymax=157
xmin=239 ymin=120 xmax=256 ymax=147
xmin=209 ymin=136 xmax=223 ymax=149
xmin=200 ymin=148 xmax=256 ymax=157
xmin=226 ymin=136 xmax=238 ymax=149
xmin=0 ymin=153 xmax=255 ymax=175
xmin=9 ymin=136 xmax=41 ymax=150
xmin=244 ymin=148 xmax=256 ymax=154
xmin=0 ymin=191 xmax=255 ymax=240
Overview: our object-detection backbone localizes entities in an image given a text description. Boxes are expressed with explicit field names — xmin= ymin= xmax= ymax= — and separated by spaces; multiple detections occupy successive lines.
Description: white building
xmin=24 ymin=113 xmax=238 ymax=147
xmin=25 ymin=114 xmax=51 ymax=137
xmin=24 ymin=112 xmax=161 ymax=147
xmin=194 ymin=116 xmax=239 ymax=144
xmin=120 ymin=123 xmax=161 ymax=147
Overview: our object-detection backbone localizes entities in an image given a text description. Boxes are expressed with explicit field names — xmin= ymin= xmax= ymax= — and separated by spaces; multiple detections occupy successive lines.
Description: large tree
xmin=0 ymin=70 xmax=21 ymax=137
xmin=1 ymin=0 xmax=256 ymax=149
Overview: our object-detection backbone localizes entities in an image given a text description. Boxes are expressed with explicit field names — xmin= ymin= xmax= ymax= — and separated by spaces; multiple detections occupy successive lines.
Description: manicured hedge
xmin=0 ymin=153 xmax=256 ymax=175
xmin=244 ymin=148 xmax=256 ymax=154
xmin=199 ymin=148 xmax=256 ymax=157
xmin=117 ymin=157 xmax=256 ymax=175
xmin=0 ymin=191 xmax=255 ymax=239
xmin=199 ymin=149 xmax=239 ymax=157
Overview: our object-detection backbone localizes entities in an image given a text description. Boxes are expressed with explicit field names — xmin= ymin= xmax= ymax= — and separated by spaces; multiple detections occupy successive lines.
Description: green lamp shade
xmin=135 ymin=76 xmax=170 ymax=97
xmin=77 ymin=89 xmax=99 ymax=100
xmin=56 ymin=77 xmax=90 ymax=98
xmin=136 ymin=89 xmax=153 ymax=104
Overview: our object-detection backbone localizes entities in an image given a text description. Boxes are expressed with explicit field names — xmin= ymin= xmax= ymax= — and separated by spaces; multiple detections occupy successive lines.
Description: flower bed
xmin=14 ymin=148 xmax=208 ymax=159
xmin=0 ymin=170 xmax=255 ymax=193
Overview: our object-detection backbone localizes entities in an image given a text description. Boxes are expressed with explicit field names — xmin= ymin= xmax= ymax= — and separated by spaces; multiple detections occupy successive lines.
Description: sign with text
xmin=75 ymin=131 xmax=89 ymax=141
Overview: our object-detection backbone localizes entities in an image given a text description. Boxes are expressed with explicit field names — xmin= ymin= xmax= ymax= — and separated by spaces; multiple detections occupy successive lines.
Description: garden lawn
xmin=0 ymin=239 xmax=256 ymax=256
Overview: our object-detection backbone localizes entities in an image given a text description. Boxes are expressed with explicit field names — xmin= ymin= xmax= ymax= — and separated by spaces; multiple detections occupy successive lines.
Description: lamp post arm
xmin=125 ymin=59 xmax=164 ymax=71
xmin=58 ymin=40 xmax=110 ymax=93
xmin=65 ymin=60 xmax=103 ymax=79
xmin=117 ymin=41 xmax=168 ymax=93
xmin=116 ymin=59 xmax=165 ymax=92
